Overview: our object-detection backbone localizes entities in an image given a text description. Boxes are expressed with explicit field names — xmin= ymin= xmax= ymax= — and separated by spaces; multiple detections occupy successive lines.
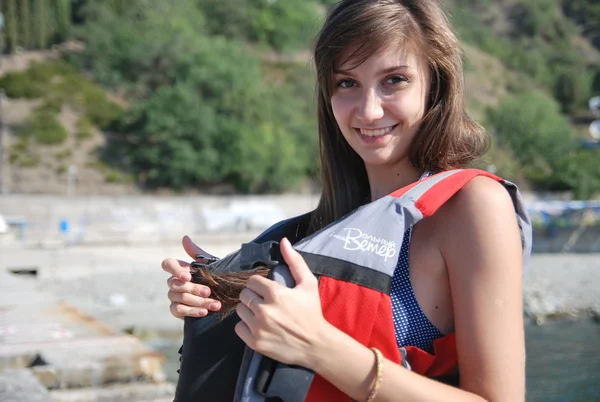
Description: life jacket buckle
xmin=189 ymin=255 xmax=220 ymax=273
xmin=239 ymin=241 xmax=283 ymax=270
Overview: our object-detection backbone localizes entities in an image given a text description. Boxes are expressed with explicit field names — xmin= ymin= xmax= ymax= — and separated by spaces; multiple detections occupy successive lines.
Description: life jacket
xmin=174 ymin=169 xmax=532 ymax=402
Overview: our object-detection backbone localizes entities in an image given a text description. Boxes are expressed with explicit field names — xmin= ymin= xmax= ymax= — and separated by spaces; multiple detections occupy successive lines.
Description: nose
xmin=357 ymin=88 xmax=384 ymax=123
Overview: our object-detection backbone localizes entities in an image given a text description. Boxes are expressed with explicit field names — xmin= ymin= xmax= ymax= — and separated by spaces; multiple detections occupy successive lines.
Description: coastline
xmin=524 ymin=253 xmax=600 ymax=324
xmin=1 ymin=243 xmax=595 ymax=336
xmin=1 ymin=241 xmax=597 ymax=400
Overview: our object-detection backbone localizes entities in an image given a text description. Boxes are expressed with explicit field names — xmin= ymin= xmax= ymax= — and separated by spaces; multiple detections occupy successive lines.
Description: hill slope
xmin=1 ymin=0 xmax=599 ymax=196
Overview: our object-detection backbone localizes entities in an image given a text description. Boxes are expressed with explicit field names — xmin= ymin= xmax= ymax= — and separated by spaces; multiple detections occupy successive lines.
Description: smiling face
xmin=330 ymin=44 xmax=431 ymax=170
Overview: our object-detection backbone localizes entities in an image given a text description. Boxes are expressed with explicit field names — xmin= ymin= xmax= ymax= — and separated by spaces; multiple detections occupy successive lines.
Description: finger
xmin=235 ymin=321 xmax=255 ymax=349
xmin=170 ymin=302 xmax=208 ymax=319
xmin=167 ymin=277 xmax=211 ymax=298
xmin=245 ymin=274 xmax=280 ymax=301
xmin=239 ymin=287 xmax=263 ymax=310
xmin=182 ymin=235 xmax=216 ymax=262
xmin=236 ymin=302 xmax=258 ymax=330
xmin=280 ymin=237 xmax=315 ymax=286
xmin=167 ymin=290 xmax=221 ymax=311
xmin=162 ymin=258 xmax=192 ymax=282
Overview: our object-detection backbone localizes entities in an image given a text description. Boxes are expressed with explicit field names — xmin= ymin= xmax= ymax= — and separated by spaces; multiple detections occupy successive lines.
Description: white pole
xmin=0 ymin=89 xmax=6 ymax=195
xmin=67 ymin=164 xmax=77 ymax=196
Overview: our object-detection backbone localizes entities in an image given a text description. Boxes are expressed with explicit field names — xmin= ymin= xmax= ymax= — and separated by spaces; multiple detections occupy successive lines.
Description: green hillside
xmin=1 ymin=0 xmax=599 ymax=197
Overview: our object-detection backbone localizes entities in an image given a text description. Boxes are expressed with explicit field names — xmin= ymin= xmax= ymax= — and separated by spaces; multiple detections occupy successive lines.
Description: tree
xmin=19 ymin=0 xmax=32 ymax=49
xmin=35 ymin=0 xmax=49 ymax=49
xmin=4 ymin=0 xmax=18 ymax=53
xmin=514 ymin=0 xmax=556 ymax=37
xmin=71 ymin=0 xmax=207 ymax=91
xmin=54 ymin=0 xmax=71 ymax=41
xmin=562 ymin=0 xmax=600 ymax=40
xmin=58 ymin=0 xmax=320 ymax=192
xmin=556 ymin=149 xmax=600 ymax=199
xmin=553 ymin=67 xmax=591 ymax=113
xmin=488 ymin=92 xmax=576 ymax=190
xmin=592 ymin=68 xmax=600 ymax=95
xmin=197 ymin=0 xmax=321 ymax=52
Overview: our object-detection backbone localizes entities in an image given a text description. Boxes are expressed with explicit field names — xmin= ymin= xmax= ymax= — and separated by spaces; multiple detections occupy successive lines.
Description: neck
xmin=366 ymin=159 xmax=422 ymax=201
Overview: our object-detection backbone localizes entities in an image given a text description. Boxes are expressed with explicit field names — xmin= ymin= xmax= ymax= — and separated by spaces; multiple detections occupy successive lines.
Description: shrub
xmin=56 ymin=164 xmax=67 ymax=175
xmin=0 ymin=72 xmax=45 ymax=98
xmin=80 ymin=87 xmax=122 ymax=129
xmin=9 ymin=149 xmax=40 ymax=167
xmin=36 ymin=99 xmax=63 ymax=114
xmin=555 ymin=149 xmax=600 ymax=199
xmin=76 ymin=117 xmax=94 ymax=140
xmin=487 ymin=92 xmax=576 ymax=191
xmin=20 ymin=110 xmax=68 ymax=145
xmin=553 ymin=68 xmax=592 ymax=113
xmin=55 ymin=149 xmax=72 ymax=161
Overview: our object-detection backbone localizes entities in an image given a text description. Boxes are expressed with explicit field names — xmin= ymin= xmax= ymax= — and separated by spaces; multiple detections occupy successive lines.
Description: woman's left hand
xmin=235 ymin=237 xmax=327 ymax=369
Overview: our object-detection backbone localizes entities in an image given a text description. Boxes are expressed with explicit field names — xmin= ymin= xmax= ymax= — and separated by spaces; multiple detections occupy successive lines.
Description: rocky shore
xmin=524 ymin=253 xmax=600 ymax=324
xmin=2 ymin=243 xmax=594 ymax=336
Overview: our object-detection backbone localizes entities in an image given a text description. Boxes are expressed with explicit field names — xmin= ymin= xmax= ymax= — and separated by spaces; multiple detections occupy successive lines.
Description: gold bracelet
xmin=365 ymin=347 xmax=384 ymax=402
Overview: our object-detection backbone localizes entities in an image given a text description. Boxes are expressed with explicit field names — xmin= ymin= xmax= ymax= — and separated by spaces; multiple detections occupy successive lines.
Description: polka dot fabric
xmin=390 ymin=229 xmax=443 ymax=353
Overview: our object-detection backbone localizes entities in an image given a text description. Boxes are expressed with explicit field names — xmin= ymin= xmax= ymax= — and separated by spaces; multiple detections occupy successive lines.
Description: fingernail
xmin=200 ymin=288 xmax=210 ymax=297
xmin=181 ymin=272 xmax=191 ymax=282
xmin=195 ymin=309 xmax=208 ymax=317
xmin=209 ymin=302 xmax=221 ymax=310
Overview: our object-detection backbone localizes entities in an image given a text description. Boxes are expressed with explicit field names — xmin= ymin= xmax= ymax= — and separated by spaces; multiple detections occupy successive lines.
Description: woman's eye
xmin=337 ymin=79 xmax=356 ymax=89
xmin=386 ymin=75 xmax=408 ymax=85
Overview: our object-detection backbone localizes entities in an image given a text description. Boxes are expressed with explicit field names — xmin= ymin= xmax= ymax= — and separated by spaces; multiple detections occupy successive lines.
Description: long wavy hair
xmin=194 ymin=0 xmax=488 ymax=311
xmin=309 ymin=0 xmax=488 ymax=234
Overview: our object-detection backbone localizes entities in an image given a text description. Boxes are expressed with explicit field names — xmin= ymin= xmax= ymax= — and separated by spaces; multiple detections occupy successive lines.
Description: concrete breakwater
xmin=2 ymin=194 xmax=600 ymax=252
xmin=0 ymin=194 xmax=319 ymax=246
xmin=0 ymin=261 xmax=174 ymax=401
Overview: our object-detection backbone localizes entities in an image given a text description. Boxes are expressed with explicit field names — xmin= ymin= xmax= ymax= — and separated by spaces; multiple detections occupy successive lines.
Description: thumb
xmin=280 ymin=237 xmax=315 ymax=287
xmin=182 ymin=235 xmax=214 ymax=262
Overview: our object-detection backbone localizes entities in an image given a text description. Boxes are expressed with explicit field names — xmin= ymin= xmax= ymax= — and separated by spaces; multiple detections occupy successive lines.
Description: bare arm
xmin=440 ymin=177 xmax=525 ymax=401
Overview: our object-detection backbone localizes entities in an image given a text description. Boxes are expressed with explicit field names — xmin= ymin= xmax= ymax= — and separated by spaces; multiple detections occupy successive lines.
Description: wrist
xmin=303 ymin=320 xmax=382 ymax=402
xmin=305 ymin=318 xmax=337 ymax=372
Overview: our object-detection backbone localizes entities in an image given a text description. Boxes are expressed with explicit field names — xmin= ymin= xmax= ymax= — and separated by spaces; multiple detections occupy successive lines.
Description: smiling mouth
xmin=355 ymin=124 xmax=398 ymax=137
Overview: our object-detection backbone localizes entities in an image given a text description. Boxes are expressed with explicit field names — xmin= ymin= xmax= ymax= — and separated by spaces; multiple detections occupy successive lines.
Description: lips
xmin=356 ymin=124 xmax=398 ymax=137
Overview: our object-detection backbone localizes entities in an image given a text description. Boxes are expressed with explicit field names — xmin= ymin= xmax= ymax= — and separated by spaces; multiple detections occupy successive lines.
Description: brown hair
xmin=309 ymin=0 xmax=488 ymax=233
xmin=193 ymin=266 xmax=269 ymax=318
xmin=194 ymin=0 xmax=488 ymax=311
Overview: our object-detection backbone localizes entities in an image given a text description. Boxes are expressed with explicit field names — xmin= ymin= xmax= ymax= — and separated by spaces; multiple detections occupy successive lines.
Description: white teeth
xmin=359 ymin=125 xmax=395 ymax=137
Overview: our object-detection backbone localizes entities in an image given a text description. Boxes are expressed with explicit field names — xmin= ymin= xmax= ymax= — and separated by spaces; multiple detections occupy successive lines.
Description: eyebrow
xmin=334 ymin=65 xmax=410 ymax=75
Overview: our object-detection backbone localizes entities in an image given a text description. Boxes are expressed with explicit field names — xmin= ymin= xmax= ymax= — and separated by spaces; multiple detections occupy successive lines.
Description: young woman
xmin=162 ymin=1 xmax=527 ymax=401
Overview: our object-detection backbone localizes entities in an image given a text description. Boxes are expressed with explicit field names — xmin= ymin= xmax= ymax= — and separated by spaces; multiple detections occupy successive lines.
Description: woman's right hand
xmin=162 ymin=235 xmax=222 ymax=319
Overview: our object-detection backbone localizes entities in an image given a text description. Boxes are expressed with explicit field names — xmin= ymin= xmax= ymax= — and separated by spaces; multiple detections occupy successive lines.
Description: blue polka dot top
xmin=390 ymin=228 xmax=444 ymax=353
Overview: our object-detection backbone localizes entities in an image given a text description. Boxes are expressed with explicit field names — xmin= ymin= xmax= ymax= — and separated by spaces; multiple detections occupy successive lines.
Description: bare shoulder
xmin=431 ymin=175 xmax=519 ymax=239
xmin=442 ymin=175 xmax=516 ymax=221
xmin=435 ymin=175 xmax=522 ymax=271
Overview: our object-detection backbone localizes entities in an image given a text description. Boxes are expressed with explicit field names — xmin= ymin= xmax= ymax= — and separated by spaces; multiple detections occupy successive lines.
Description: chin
xmin=357 ymin=151 xmax=398 ymax=167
